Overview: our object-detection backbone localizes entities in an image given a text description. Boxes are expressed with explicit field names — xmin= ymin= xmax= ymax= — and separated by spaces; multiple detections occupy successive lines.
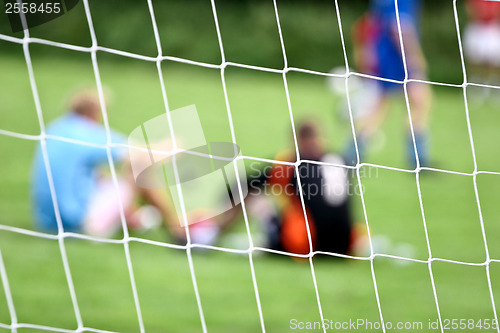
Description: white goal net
xmin=0 ymin=0 xmax=499 ymax=332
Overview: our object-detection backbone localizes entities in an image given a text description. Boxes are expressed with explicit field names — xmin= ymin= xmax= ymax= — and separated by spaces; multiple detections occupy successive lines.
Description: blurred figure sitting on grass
xmin=266 ymin=121 xmax=356 ymax=255
xmin=31 ymin=89 xmax=181 ymax=239
xmin=222 ymin=120 xmax=366 ymax=256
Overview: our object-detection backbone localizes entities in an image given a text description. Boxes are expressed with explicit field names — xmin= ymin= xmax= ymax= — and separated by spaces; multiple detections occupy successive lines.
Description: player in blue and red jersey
xmin=352 ymin=0 xmax=432 ymax=168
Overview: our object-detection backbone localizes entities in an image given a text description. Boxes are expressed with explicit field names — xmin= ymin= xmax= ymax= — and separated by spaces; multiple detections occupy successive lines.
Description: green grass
xmin=1 ymin=49 xmax=500 ymax=333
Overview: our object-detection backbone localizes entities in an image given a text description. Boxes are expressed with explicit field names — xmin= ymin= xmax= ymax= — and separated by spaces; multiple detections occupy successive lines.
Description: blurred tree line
xmin=0 ymin=0 xmax=467 ymax=83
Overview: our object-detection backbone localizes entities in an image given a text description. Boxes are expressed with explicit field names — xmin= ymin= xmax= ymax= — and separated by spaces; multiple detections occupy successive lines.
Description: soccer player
xmin=272 ymin=121 xmax=354 ymax=255
xmin=351 ymin=0 xmax=432 ymax=168
xmin=31 ymin=90 xmax=182 ymax=238
xmin=463 ymin=0 xmax=500 ymax=85
xmin=223 ymin=121 xmax=359 ymax=256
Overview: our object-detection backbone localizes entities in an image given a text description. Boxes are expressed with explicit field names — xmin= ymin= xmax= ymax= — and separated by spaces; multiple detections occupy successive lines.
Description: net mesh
xmin=0 ymin=0 xmax=499 ymax=332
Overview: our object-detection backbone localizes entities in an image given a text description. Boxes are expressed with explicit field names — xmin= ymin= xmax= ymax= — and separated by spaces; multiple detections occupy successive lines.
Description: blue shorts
xmin=376 ymin=36 xmax=405 ymax=92
xmin=371 ymin=0 xmax=421 ymax=92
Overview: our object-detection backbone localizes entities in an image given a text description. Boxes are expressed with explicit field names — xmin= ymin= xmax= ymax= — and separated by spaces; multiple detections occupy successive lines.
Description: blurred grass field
xmin=1 ymin=44 xmax=500 ymax=333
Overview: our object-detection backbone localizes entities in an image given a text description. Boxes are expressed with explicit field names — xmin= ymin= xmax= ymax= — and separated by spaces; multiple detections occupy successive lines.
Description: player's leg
xmin=407 ymin=81 xmax=432 ymax=168
xmin=464 ymin=22 xmax=495 ymax=101
xmin=83 ymin=173 xmax=184 ymax=239
xmin=344 ymin=92 xmax=390 ymax=165
xmin=358 ymin=92 xmax=391 ymax=139
xmin=488 ymin=23 xmax=500 ymax=88
xmin=82 ymin=178 xmax=136 ymax=237
xmin=135 ymin=186 xmax=184 ymax=238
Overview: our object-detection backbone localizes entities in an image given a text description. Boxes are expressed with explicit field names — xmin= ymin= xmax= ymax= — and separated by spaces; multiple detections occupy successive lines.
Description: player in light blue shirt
xmin=31 ymin=90 xmax=180 ymax=237
xmin=31 ymin=92 xmax=127 ymax=233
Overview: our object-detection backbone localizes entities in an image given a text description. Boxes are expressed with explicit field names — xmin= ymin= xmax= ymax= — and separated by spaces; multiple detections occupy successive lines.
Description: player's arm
xmin=352 ymin=14 xmax=370 ymax=73
xmin=465 ymin=0 xmax=479 ymax=21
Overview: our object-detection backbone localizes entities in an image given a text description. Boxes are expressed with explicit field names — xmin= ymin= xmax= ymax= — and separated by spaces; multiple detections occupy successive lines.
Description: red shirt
xmin=468 ymin=0 xmax=500 ymax=23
